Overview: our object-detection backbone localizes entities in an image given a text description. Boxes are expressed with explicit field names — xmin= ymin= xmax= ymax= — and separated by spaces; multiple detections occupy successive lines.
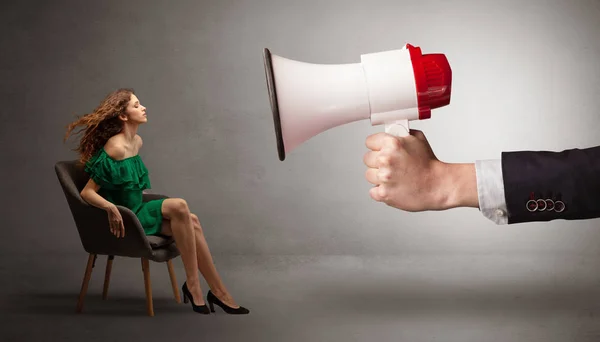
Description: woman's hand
xmin=106 ymin=204 xmax=125 ymax=238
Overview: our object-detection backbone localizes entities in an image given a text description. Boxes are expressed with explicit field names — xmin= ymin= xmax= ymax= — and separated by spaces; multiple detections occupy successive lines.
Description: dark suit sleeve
xmin=501 ymin=145 xmax=600 ymax=224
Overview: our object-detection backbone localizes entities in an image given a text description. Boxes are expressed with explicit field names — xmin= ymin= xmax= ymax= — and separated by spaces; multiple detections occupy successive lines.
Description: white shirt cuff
xmin=475 ymin=159 xmax=508 ymax=225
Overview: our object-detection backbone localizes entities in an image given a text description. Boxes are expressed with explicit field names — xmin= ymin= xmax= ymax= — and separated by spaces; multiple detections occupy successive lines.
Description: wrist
xmin=103 ymin=202 xmax=116 ymax=211
xmin=433 ymin=162 xmax=479 ymax=210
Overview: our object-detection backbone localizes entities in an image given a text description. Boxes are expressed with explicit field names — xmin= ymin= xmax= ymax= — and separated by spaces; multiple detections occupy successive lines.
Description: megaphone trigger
xmin=385 ymin=119 xmax=410 ymax=137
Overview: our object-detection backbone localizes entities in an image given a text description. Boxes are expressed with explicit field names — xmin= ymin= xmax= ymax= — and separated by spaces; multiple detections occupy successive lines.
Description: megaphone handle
xmin=384 ymin=119 xmax=410 ymax=137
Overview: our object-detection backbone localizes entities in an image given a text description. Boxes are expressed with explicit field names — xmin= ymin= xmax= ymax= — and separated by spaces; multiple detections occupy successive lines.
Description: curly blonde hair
xmin=64 ymin=88 xmax=134 ymax=165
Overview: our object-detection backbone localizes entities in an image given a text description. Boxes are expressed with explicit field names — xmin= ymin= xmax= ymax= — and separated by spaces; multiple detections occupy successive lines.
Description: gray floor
xmin=3 ymin=253 xmax=600 ymax=342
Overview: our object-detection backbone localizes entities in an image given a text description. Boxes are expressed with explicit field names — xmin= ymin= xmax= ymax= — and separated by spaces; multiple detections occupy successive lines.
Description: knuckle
xmin=391 ymin=138 xmax=402 ymax=149
xmin=378 ymin=186 xmax=389 ymax=200
xmin=378 ymin=169 xmax=391 ymax=182
xmin=385 ymin=136 xmax=402 ymax=149
xmin=377 ymin=155 xmax=391 ymax=166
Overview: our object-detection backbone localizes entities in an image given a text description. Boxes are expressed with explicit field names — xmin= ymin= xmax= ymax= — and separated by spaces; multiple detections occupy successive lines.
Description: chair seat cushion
xmin=146 ymin=235 xmax=174 ymax=248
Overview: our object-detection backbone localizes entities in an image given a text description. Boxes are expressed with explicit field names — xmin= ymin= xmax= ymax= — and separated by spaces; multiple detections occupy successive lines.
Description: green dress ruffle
xmin=84 ymin=147 xmax=166 ymax=236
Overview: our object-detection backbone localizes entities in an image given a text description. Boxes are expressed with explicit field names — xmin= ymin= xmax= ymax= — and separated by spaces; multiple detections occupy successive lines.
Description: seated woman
xmin=64 ymin=88 xmax=249 ymax=315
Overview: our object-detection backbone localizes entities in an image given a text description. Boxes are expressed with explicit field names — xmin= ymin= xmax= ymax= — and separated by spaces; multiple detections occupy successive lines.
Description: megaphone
xmin=263 ymin=43 xmax=452 ymax=161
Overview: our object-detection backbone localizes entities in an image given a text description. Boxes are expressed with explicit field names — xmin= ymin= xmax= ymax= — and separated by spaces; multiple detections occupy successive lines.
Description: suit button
xmin=536 ymin=199 xmax=547 ymax=211
xmin=526 ymin=200 xmax=538 ymax=212
xmin=554 ymin=200 xmax=565 ymax=212
xmin=545 ymin=199 xmax=555 ymax=211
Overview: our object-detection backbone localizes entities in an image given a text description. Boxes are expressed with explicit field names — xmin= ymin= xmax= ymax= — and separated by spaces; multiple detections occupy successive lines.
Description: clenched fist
xmin=363 ymin=130 xmax=478 ymax=211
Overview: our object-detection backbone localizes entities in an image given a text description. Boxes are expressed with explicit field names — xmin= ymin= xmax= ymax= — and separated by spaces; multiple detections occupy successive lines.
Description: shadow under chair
xmin=54 ymin=160 xmax=181 ymax=316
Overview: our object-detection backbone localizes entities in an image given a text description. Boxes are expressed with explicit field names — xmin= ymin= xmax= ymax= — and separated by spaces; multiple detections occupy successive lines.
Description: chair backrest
xmin=55 ymin=160 xmax=89 ymax=204
xmin=55 ymin=160 xmax=152 ymax=257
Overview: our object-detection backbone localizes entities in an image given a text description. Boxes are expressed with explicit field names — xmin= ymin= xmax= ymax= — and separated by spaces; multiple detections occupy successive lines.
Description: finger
xmin=369 ymin=186 xmax=382 ymax=202
xmin=410 ymin=128 xmax=437 ymax=157
xmin=121 ymin=223 xmax=125 ymax=238
xmin=377 ymin=152 xmax=393 ymax=168
xmin=410 ymin=129 xmax=432 ymax=148
xmin=381 ymin=135 xmax=403 ymax=151
xmin=364 ymin=150 xmax=397 ymax=169
xmin=369 ymin=185 xmax=387 ymax=202
xmin=378 ymin=167 xmax=392 ymax=182
xmin=363 ymin=151 xmax=379 ymax=168
xmin=410 ymin=129 xmax=426 ymax=141
xmin=365 ymin=132 xmax=390 ymax=151
xmin=365 ymin=168 xmax=380 ymax=185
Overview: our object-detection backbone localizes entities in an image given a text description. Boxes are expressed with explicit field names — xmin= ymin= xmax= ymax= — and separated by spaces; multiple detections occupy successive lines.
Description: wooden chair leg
xmin=166 ymin=259 xmax=181 ymax=303
xmin=141 ymin=258 xmax=154 ymax=316
xmin=102 ymin=255 xmax=114 ymax=300
xmin=76 ymin=253 xmax=96 ymax=313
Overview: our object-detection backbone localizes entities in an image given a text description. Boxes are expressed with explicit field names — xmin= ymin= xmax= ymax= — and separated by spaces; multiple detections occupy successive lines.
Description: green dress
xmin=84 ymin=147 xmax=166 ymax=235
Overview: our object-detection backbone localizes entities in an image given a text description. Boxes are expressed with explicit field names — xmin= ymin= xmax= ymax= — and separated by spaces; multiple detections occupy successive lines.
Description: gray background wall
xmin=2 ymin=0 xmax=600 ymax=257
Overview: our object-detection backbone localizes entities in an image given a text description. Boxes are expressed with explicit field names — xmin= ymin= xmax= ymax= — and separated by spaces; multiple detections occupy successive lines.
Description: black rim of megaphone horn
xmin=263 ymin=48 xmax=286 ymax=161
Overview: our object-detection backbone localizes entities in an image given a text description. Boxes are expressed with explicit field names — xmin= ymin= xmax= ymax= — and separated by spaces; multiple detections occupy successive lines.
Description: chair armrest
xmin=71 ymin=204 xmax=153 ymax=258
xmin=142 ymin=192 xmax=169 ymax=202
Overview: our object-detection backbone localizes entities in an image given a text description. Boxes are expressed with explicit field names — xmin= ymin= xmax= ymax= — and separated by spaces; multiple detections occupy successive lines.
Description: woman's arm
xmin=80 ymin=178 xmax=126 ymax=237
xmin=80 ymin=179 xmax=114 ymax=210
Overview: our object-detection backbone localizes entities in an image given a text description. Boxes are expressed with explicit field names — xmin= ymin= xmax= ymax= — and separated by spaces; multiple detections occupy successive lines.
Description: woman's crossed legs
xmin=160 ymin=198 xmax=239 ymax=308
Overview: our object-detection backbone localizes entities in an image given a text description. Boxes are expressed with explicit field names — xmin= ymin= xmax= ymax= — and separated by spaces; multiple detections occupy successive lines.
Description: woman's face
xmin=124 ymin=94 xmax=147 ymax=124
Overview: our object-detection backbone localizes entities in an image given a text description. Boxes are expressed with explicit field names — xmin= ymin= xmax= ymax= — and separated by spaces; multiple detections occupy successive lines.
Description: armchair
xmin=54 ymin=160 xmax=181 ymax=316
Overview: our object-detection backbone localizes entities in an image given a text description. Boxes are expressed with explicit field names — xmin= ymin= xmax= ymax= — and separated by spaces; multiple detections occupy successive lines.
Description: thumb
xmin=410 ymin=129 xmax=426 ymax=142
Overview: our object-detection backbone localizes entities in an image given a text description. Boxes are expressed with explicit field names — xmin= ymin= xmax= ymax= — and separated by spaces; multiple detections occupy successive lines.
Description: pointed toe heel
xmin=206 ymin=290 xmax=250 ymax=315
xmin=182 ymin=282 xmax=210 ymax=315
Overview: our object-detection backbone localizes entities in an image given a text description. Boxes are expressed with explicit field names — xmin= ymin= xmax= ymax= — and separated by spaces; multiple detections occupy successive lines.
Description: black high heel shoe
xmin=207 ymin=290 xmax=250 ymax=315
xmin=182 ymin=282 xmax=210 ymax=314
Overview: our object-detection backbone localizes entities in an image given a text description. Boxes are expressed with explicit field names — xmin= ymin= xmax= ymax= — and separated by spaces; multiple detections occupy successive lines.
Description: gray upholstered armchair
xmin=54 ymin=160 xmax=181 ymax=316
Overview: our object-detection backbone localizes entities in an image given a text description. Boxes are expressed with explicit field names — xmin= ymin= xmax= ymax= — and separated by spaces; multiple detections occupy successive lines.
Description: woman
xmin=64 ymin=88 xmax=249 ymax=315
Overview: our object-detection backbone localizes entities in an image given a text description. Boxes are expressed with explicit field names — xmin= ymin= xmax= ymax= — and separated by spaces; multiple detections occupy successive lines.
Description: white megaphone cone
xmin=263 ymin=43 xmax=452 ymax=161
